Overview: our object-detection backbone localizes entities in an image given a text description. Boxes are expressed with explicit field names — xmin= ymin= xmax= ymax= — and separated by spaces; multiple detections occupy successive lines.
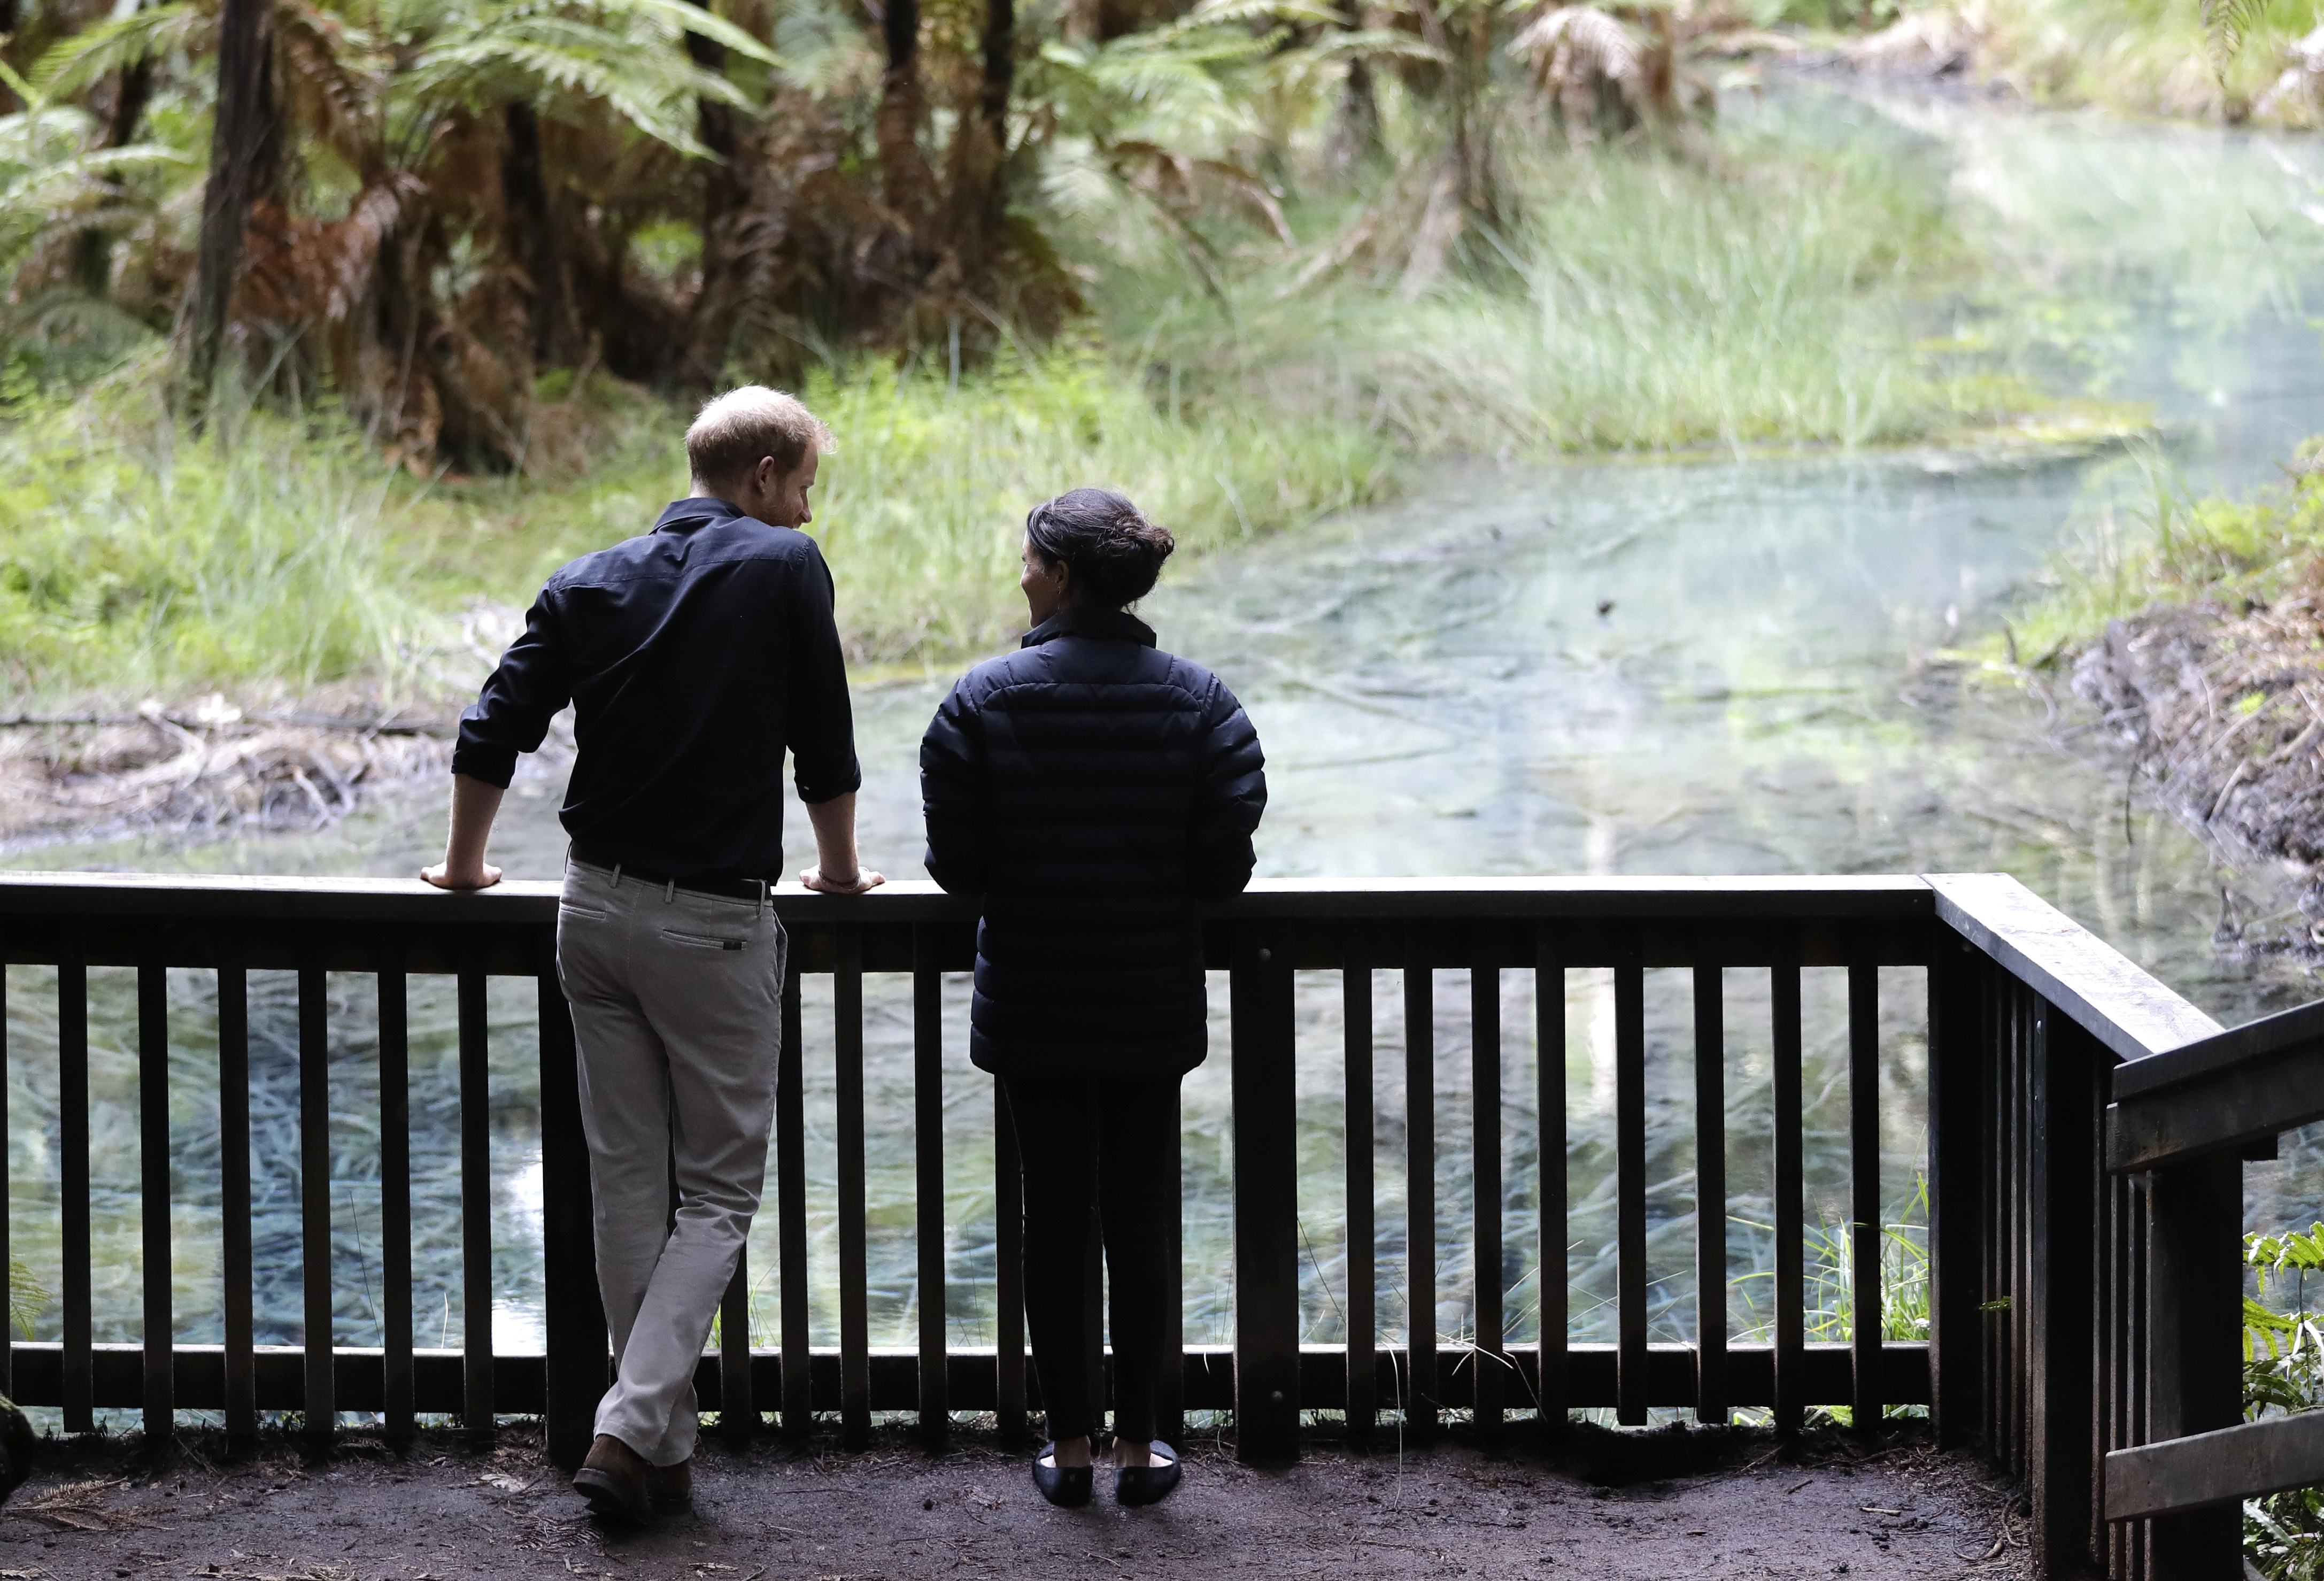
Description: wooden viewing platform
xmin=0 ymin=868 xmax=2315 ymax=1578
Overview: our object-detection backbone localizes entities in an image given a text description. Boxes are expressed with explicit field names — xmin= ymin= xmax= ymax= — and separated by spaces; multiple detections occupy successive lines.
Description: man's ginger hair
xmin=685 ymin=386 xmax=833 ymax=490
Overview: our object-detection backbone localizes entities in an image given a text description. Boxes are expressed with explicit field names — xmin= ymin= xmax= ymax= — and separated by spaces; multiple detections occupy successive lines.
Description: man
xmin=423 ymin=385 xmax=883 ymax=1522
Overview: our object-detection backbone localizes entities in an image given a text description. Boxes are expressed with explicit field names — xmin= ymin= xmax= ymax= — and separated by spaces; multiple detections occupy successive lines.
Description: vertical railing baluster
xmin=1231 ymin=920 xmax=1299 ymax=1463
xmin=1926 ymin=931 xmax=1983 ymax=1449
xmin=138 ymin=931 xmax=172 ymax=1444
xmin=1613 ymin=936 xmax=1647 ymax=1427
xmin=299 ymin=938 xmax=336 ymax=1440
xmin=218 ymin=937 xmax=253 ymax=1443
xmin=60 ymin=929 xmax=90 ymax=1433
xmin=1535 ymin=928 xmax=1565 ymax=1436
xmin=994 ymin=1079 xmax=1025 ymax=1440
xmin=913 ymin=924 xmax=947 ymax=1445
xmin=0 ymin=949 xmax=9 ymax=1403
xmin=1470 ymin=928 xmax=1503 ymax=1437
xmin=2011 ymin=986 xmax=2030 ymax=1479
xmin=721 ymin=1253 xmax=752 ymax=1443
xmin=1848 ymin=945 xmax=1881 ymax=1428
xmin=1343 ymin=928 xmax=1375 ymax=1437
xmin=456 ymin=933 xmax=491 ymax=1436
xmin=1985 ymin=971 xmax=2005 ymax=1460
xmin=1403 ymin=947 xmax=1435 ymax=1437
xmin=537 ymin=930 xmax=604 ymax=1470
xmin=1692 ymin=933 xmax=1726 ymax=1426
xmin=379 ymin=935 xmax=414 ymax=1444
xmin=836 ymin=929 xmax=870 ymax=1449
xmin=1771 ymin=935 xmax=1804 ymax=1434
xmin=777 ymin=963 xmax=809 ymax=1433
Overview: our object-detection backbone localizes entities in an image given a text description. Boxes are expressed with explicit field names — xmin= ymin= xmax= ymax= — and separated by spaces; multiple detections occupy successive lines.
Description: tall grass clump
xmin=804 ymin=349 xmax=1391 ymax=662
xmin=2007 ymin=441 xmax=2324 ymax=664
xmin=0 ymin=370 xmax=436 ymax=705
xmin=474 ymin=347 xmax=1396 ymax=670
xmin=0 ymin=349 xmax=1392 ymax=703
xmin=1974 ymin=0 xmax=2324 ymax=124
xmin=1114 ymin=118 xmax=1982 ymax=456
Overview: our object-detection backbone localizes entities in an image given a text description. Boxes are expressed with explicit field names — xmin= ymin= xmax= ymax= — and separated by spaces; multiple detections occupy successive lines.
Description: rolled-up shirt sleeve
xmin=451 ymin=590 xmax=572 ymax=789
xmin=787 ymin=538 xmax=862 ymax=805
xmin=1190 ymin=676 xmax=1266 ymax=900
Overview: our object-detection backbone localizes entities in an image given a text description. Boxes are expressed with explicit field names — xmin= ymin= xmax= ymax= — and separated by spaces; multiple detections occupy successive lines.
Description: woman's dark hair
xmin=1024 ymin=488 xmax=1176 ymax=608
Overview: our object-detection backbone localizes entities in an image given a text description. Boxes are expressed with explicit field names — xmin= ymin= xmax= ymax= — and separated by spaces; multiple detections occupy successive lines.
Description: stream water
xmin=15 ymin=83 xmax=2324 ymax=1421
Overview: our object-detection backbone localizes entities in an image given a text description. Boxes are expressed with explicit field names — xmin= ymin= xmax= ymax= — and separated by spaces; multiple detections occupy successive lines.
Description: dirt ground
xmin=0 ymin=1421 xmax=2030 ymax=1581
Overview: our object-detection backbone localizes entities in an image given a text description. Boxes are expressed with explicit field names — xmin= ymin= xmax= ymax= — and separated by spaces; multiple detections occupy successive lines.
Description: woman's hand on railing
xmin=800 ymin=866 xmax=886 ymax=896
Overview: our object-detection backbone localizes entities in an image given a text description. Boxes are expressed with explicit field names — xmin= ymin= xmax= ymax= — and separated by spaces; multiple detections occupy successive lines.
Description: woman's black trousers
xmin=1001 ymin=1074 xmax=1179 ymax=1445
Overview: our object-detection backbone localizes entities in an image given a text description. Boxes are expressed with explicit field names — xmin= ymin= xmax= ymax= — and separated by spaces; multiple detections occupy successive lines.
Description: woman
xmin=921 ymin=488 xmax=1267 ymax=1508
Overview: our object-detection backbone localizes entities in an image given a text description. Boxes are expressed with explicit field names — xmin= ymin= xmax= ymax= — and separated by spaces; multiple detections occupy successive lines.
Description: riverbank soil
xmin=0 ymin=1421 xmax=2027 ymax=1579
xmin=2073 ymin=599 xmax=2324 ymax=951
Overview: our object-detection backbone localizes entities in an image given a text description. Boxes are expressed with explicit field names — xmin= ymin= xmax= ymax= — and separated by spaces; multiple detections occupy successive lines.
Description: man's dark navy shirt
xmin=452 ymin=497 xmax=861 ymax=881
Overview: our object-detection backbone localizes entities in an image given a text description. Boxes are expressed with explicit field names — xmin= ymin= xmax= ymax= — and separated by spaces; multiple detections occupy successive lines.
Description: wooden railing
xmin=2100 ymin=996 xmax=2324 ymax=1579
xmin=0 ymin=867 xmax=2297 ymax=1580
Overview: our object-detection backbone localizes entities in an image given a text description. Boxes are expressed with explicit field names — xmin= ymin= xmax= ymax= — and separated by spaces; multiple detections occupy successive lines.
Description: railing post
xmin=59 ymin=927 xmax=91 ymax=1435
xmin=1613 ymin=934 xmax=1648 ymax=1428
xmin=138 ymin=930 xmax=172 ymax=1446
xmin=1926 ymin=929 xmax=1985 ymax=1449
xmin=1847 ymin=943 xmax=1882 ymax=1429
xmin=913 ymin=924 xmax=948 ymax=1446
xmin=2027 ymin=1007 xmax=2098 ymax=1577
xmin=299 ymin=936 xmax=336 ymax=1442
xmin=455 ymin=931 xmax=492 ymax=1439
xmin=2144 ymin=1155 xmax=2244 ymax=1579
xmin=537 ymin=944 xmax=606 ymax=1471
xmin=1470 ymin=927 xmax=1503 ymax=1438
xmin=1535 ymin=929 xmax=1566 ymax=1436
xmin=1342 ymin=928 xmax=1375 ymax=1438
xmin=1232 ymin=920 xmax=1299 ymax=1464
xmin=777 ymin=965 xmax=810 ymax=1435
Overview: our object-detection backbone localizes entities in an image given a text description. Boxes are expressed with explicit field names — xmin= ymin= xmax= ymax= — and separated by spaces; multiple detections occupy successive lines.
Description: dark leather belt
xmin=569 ymin=845 xmax=769 ymax=902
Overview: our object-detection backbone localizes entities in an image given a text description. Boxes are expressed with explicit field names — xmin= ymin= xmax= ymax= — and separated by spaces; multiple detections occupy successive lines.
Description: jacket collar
xmin=1022 ymin=605 xmax=1157 ymax=649
xmin=655 ymin=496 xmax=746 ymax=534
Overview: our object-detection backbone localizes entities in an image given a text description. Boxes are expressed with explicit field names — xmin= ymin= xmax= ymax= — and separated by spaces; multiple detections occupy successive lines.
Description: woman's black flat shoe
xmin=1115 ymin=1440 xmax=1182 ymax=1507
xmin=1032 ymin=1444 xmax=1093 ymax=1508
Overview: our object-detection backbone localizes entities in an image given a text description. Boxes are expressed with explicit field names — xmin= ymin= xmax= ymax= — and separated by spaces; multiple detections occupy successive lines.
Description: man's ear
xmin=756 ymin=454 xmax=782 ymax=495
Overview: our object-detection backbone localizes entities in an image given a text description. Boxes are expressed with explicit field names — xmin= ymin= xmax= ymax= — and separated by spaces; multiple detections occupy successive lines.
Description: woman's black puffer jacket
xmin=920 ymin=605 xmax=1268 ymax=1077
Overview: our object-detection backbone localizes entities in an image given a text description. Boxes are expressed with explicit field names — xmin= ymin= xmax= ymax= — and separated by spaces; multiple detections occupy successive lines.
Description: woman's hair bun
xmin=1024 ymin=488 xmax=1176 ymax=608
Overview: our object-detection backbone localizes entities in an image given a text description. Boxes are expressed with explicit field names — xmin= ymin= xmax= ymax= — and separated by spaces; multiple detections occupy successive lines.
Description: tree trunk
xmin=72 ymin=55 xmax=155 ymax=296
xmin=0 ymin=0 xmax=19 ymax=114
xmin=500 ymin=101 xmax=572 ymax=367
xmin=1327 ymin=0 xmax=1379 ymax=176
xmin=954 ymin=0 xmax=1012 ymax=248
xmin=187 ymin=0 xmax=282 ymax=409
xmin=681 ymin=18 xmax=748 ymax=383
xmin=877 ymin=0 xmax=932 ymax=224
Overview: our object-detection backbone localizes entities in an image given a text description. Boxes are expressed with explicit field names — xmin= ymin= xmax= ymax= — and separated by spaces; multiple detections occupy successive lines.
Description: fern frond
xmin=27 ymin=4 xmax=200 ymax=101
xmin=2202 ymin=0 xmax=2273 ymax=81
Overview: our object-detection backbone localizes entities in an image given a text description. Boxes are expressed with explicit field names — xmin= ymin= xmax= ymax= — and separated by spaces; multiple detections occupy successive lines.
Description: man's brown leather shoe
xmin=646 ymin=1457 xmax=692 ymax=1509
xmin=573 ymin=1433 xmax=652 ymax=1523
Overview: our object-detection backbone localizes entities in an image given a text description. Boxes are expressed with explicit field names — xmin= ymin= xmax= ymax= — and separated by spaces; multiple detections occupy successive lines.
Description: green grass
xmin=2003 ymin=441 xmax=2324 ymax=667
xmin=0 ymin=345 xmax=1393 ymax=703
xmin=0 ymin=106 xmax=2032 ymax=704
xmin=1095 ymin=113 xmax=2023 ymax=457
xmin=1973 ymin=0 xmax=2324 ymax=123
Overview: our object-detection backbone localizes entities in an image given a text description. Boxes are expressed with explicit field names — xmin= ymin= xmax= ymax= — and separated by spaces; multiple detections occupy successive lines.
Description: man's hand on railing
xmin=422 ymin=774 xmax=505 ymax=890
xmin=800 ymin=866 xmax=885 ymax=896
xmin=421 ymin=860 xmax=504 ymax=891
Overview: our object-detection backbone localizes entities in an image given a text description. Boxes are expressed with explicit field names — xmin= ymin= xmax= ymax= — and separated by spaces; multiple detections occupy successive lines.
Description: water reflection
xmin=14 ymin=84 xmax=2324 ymax=1408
